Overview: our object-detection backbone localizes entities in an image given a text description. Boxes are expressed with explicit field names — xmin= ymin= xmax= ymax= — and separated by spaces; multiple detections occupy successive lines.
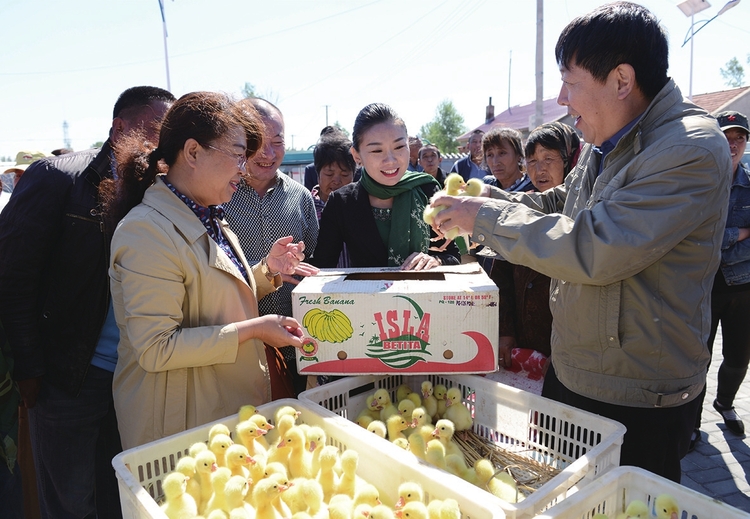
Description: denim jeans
xmin=28 ymin=365 xmax=122 ymax=519
xmin=0 ymin=459 xmax=23 ymax=518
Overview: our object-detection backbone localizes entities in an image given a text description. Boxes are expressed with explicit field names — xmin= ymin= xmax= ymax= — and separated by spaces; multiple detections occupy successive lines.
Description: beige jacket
xmin=110 ymin=177 xmax=279 ymax=449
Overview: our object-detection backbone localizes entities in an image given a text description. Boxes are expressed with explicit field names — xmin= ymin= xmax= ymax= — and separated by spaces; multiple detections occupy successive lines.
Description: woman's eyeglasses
xmin=205 ymin=144 xmax=247 ymax=171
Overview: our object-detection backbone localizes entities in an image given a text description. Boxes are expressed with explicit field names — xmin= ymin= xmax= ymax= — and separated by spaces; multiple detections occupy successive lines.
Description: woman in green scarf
xmin=312 ymin=103 xmax=460 ymax=269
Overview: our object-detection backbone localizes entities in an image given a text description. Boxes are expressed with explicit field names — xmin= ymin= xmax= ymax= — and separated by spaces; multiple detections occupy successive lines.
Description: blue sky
xmin=1 ymin=0 xmax=748 ymax=158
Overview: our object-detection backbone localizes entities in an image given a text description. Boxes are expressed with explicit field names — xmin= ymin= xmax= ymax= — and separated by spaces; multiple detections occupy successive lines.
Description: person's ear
xmin=110 ymin=117 xmax=127 ymax=144
xmin=183 ymin=138 xmax=202 ymax=170
xmin=350 ymin=146 xmax=361 ymax=166
xmin=615 ymin=64 xmax=636 ymax=100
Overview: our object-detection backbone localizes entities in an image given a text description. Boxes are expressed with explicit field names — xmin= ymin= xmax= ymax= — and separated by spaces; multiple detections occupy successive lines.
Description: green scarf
xmin=360 ymin=169 xmax=439 ymax=266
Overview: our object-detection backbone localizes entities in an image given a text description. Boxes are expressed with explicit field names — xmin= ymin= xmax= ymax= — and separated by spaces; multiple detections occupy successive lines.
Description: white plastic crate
xmin=112 ymin=398 xmax=503 ymax=519
xmin=535 ymin=466 xmax=750 ymax=519
xmin=299 ymin=374 xmax=626 ymax=519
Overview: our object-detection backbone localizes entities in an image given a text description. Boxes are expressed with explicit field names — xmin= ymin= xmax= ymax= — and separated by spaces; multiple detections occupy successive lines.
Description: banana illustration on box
xmin=302 ymin=308 xmax=354 ymax=343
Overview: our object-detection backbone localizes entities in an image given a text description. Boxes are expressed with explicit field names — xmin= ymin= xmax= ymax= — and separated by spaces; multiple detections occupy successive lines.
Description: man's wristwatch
xmin=260 ymin=256 xmax=280 ymax=281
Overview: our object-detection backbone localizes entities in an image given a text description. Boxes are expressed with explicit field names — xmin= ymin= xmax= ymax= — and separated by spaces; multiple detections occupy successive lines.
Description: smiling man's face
xmin=557 ymin=62 xmax=620 ymax=146
xmin=246 ymin=110 xmax=285 ymax=192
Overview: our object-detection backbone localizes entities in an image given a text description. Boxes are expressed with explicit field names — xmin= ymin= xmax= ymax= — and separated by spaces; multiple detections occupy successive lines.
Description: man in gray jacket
xmin=430 ymin=1 xmax=732 ymax=482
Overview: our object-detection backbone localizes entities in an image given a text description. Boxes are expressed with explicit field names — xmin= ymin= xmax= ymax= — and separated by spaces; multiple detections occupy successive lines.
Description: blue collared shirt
xmin=593 ymin=114 xmax=642 ymax=176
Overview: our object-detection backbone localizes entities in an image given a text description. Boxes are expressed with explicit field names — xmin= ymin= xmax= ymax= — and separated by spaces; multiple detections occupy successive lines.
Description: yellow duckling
xmin=237 ymin=419 xmax=269 ymax=458
xmin=655 ymin=495 xmax=679 ymax=519
xmin=386 ymin=414 xmax=410 ymax=443
xmin=335 ymin=450 xmax=358 ymax=498
xmin=396 ymin=500 xmax=429 ymax=519
xmin=195 ymin=449 xmax=218 ymax=515
xmin=210 ymin=433 xmax=234 ymax=468
xmin=205 ymin=466 xmax=233 ymax=515
xmin=615 ymin=499 xmax=649 ymax=519
xmin=305 ymin=426 xmax=327 ymax=477
xmin=371 ymin=504 xmax=396 ymax=519
xmin=395 ymin=481 xmax=424 ymax=509
xmin=238 ymin=404 xmax=258 ymax=422
xmin=420 ymin=381 xmax=438 ymax=420
xmin=407 ymin=432 xmax=426 ymax=460
xmin=160 ymin=472 xmax=198 ymax=519
xmin=252 ymin=477 xmax=290 ymax=519
xmin=224 ymin=475 xmax=254 ymax=517
xmin=433 ymin=385 xmax=448 ymax=419
xmin=366 ymin=420 xmax=387 ymax=439
xmin=174 ymin=455 xmax=201 ymax=512
xmin=373 ymin=389 xmax=398 ymax=423
xmin=443 ymin=388 xmax=473 ymax=439
xmin=425 ymin=439 xmax=446 ymax=470
xmin=431 ymin=419 xmax=462 ymax=458
xmin=474 ymin=459 xmax=520 ymax=503
xmin=398 ymin=399 xmax=417 ymax=424
xmin=277 ymin=426 xmax=312 ymax=479
xmin=226 ymin=444 xmax=254 ymax=480
xmin=396 ymin=384 xmax=413 ymax=404
xmin=317 ymin=445 xmax=340 ymax=502
xmin=209 ymin=423 xmax=232 ymax=442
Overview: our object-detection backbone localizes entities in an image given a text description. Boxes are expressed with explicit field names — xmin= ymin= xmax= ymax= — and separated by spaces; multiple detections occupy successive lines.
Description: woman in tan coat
xmin=105 ymin=92 xmax=317 ymax=449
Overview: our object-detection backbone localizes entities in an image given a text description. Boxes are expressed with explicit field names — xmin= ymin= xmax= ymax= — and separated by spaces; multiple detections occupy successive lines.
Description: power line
xmin=0 ymin=1 xmax=383 ymax=77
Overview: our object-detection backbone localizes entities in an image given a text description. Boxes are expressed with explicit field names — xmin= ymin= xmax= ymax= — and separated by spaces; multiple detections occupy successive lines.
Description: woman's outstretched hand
xmin=238 ymin=314 xmax=305 ymax=349
xmin=265 ymin=236 xmax=320 ymax=285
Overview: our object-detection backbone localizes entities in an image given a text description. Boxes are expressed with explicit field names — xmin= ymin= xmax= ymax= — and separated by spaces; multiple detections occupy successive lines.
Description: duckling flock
xmin=354 ymin=382 xmax=521 ymax=504
xmin=158 ymin=403 xmax=465 ymax=519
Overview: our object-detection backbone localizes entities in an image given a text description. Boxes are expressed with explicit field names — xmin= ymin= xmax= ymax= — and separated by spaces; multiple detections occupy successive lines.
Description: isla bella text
xmin=373 ymin=309 xmax=430 ymax=349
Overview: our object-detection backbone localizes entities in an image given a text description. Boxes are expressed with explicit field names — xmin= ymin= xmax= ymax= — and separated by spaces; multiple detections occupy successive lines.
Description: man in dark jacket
xmin=0 ymin=86 xmax=174 ymax=519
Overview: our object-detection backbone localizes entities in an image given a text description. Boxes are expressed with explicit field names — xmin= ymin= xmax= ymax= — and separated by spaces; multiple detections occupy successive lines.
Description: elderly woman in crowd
xmin=492 ymin=122 xmax=580 ymax=376
xmin=104 ymin=92 xmax=316 ymax=449
xmin=312 ymin=103 xmax=459 ymax=269
xmin=481 ymin=127 xmax=533 ymax=191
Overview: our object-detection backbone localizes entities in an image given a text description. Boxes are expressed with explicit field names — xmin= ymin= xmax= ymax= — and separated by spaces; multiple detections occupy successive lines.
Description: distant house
xmin=280 ymin=149 xmax=314 ymax=184
xmin=457 ymin=86 xmax=750 ymax=147
xmin=691 ymin=86 xmax=750 ymax=116
xmin=457 ymin=97 xmax=574 ymax=146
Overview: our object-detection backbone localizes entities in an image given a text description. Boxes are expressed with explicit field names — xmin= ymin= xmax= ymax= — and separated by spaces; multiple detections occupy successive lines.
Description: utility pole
xmin=63 ymin=120 xmax=71 ymax=149
xmin=324 ymin=105 xmax=330 ymax=127
xmin=158 ymin=0 xmax=172 ymax=91
xmin=534 ymin=0 xmax=544 ymax=129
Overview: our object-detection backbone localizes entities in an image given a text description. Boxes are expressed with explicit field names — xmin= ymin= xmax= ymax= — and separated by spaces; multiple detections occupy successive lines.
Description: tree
xmin=720 ymin=57 xmax=745 ymax=88
xmin=333 ymin=121 xmax=350 ymax=138
xmin=419 ymin=100 xmax=466 ymax=154
xmin=241 ymin=82 xmax=280 ymax=105
xmin=91 ymin=141 xmax=104 ymax=149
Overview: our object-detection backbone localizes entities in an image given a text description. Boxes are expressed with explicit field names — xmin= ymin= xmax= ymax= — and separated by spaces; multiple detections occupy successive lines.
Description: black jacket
xmin=312 ymin=180 xmax=460 ymax=268
xmin=0 ymin=143 xmax=113 ymax=396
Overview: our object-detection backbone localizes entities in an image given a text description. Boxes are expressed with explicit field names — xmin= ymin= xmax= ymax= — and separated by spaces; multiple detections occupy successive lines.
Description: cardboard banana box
xmin=291 ymin=262 xmax=498 ymax=375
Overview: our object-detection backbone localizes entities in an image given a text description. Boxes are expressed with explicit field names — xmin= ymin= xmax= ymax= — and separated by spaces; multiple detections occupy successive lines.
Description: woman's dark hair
xmin=351 ymin=103 xmax=407 ymax=151
xmin=101 ymin=91 xmax=263 ymax=228
xmin=482 ymin=127 xmax=524 ymax=165
xmin=555 ymin=1 xmax=668 ymax=100
xmin=525 ymin=122 xmax=581 ymax=177
xmin=314 ymin=133 xmax=356 ymax=175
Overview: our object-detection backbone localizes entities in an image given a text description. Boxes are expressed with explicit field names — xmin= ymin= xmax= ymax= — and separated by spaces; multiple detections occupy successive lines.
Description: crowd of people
xmin=0 ymin=2 xmax=745 ymax=518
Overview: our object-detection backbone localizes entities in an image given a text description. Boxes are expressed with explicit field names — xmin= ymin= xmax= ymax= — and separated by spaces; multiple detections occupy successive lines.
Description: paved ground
xmin=681 ymin=326 xmax=750 ymax=512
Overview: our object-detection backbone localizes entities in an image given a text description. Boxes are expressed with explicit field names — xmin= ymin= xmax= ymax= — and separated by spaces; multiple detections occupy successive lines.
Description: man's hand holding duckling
xmin=429 ymin=193 xmax=487 ymax=238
